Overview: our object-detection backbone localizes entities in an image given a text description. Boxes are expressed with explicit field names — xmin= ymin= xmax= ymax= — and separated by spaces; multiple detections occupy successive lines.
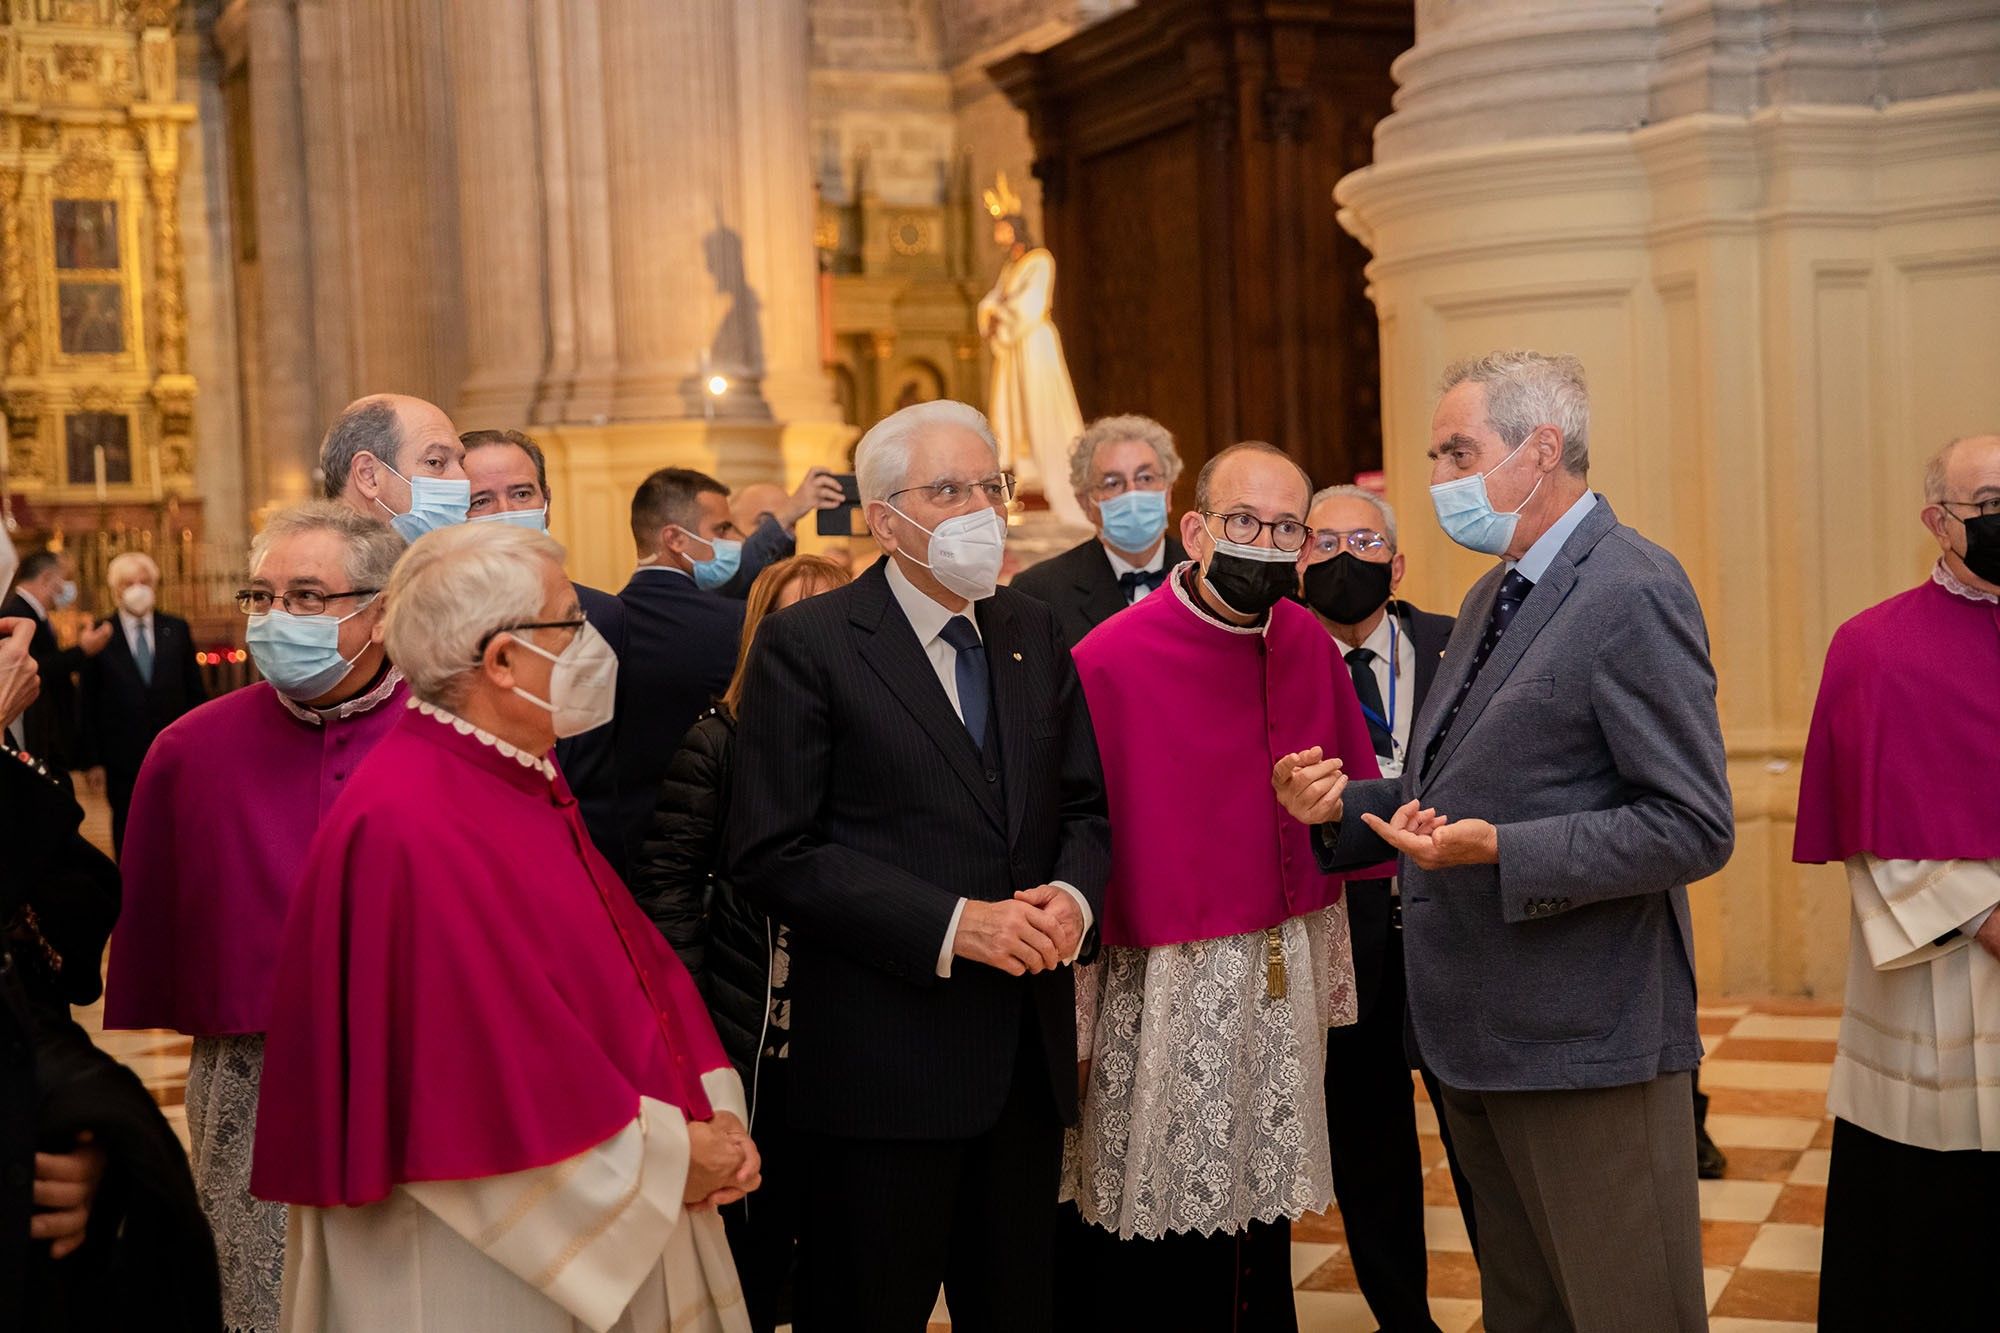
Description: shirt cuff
xmin=936 ymin=897 xmax=969 ymax=978
xmin=1049 ymin=880 xmax=1092 ymax=965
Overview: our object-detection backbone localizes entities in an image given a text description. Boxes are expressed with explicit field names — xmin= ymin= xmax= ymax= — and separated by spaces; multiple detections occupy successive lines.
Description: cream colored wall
xmin=1338 ymin=91 xmax=2000 ymax=997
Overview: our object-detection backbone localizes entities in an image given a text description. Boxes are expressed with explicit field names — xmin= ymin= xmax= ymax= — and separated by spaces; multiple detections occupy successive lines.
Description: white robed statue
xmin=978 ymin=173 xmax=1092 ymax=529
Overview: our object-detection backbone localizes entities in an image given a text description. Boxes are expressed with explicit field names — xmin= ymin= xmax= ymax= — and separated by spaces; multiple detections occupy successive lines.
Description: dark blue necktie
xmin=1422 ymin=569 xmax=1533 ymax=777
xmin=940 ymin=615 xmax=989 ymax=746
xmin=1118 ymin=569 xmax=1167 ymax=601
xmin=1345 ymin=647 xmax=1393 ymax=758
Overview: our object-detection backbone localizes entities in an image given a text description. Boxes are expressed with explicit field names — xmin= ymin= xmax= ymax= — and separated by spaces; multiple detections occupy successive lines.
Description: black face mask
xmin=1958 ymin=511 xmax=2000 ymax=584
xmin=1301 ymin=553 xmax=1393 ymax=625
xmin=1202 ymin=542 xmax=1299 ymax=617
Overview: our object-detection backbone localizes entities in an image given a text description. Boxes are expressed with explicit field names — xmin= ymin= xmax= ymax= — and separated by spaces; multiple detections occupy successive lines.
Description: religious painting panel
xmin=64 ymin=409 xmax=132 ymax=485
xmin=58 ymin=279 xmax=126 ymax=354
xmin=53 ymin=198 xmax=120 ymax=269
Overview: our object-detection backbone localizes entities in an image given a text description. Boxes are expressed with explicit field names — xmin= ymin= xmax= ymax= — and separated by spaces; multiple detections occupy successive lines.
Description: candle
xmin=95 ymin=443 xmax=107 ymax=501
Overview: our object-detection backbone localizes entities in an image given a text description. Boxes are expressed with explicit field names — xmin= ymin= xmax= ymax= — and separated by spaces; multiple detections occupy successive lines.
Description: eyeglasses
xmin=1306 ymin=528 xmax=1390 ymax=559
xmin=236 ymin=588 xmax=378 ymax=616
xmin=887 ymin=473 xmax=1016 ymax=510
xmin=1088 ymin=470 xmax=1169 ymax=501
xmin=1940 ymin=497 xmax=2000 ymax=519
xmin=1201 ymin=510 xmax=1311 ymax=553
xmin=476 ymin=618 xmax=585 ymax=655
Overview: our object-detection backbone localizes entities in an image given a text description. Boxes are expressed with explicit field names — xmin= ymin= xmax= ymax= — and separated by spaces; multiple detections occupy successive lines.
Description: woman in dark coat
xmin=629 ymin=555 xmax=851 ymax=1333
xmin=1 ymin=614 xmax=220 ymax=1331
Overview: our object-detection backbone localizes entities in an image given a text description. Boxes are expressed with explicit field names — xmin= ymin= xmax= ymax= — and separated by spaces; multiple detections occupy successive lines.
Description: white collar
xmin=633 ymin=561 xmax=692 ymax=580
xmin=1102 ymin=539 xmax=1166 ymax=579
xmin=15 ymin=586 xmax=46 ymax=619
xmin=411 ymin=698 xmax=557 ymax=780
xmin=119 ymin=608 xmax=153 ymax=632
xmin=1358 ymin=606 xmax=1399 ymax=664
xmin=1934 ymin=560 xmax=1999 ymax=605
xmin=274 ymin=665 xmax=404 ymax=727
xmin=885 ymin=554 xmax=980 ymax=645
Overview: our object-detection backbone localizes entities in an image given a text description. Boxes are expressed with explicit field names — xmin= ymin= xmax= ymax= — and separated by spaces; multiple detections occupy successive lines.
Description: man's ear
xmin=1390 ymin=551 xmax=1407 ymax=593
xmin=482 ymin=632 xmax=517 ymax=690
xmin=353 ymin=452 xmax=383 ymax=500
xmin=1178 ymin=508 xmax=1206 ymax=557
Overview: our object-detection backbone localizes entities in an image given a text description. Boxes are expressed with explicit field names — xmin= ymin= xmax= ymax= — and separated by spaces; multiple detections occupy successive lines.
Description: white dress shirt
xmin=883 ymin=557 xmax=1093 ymax=976
xmin=1103 ymin=540 xmax=1167 ymax=604
xmin=1351 ymin=607 xmax=1416 ymax=781
xmin=120 ymin=608 xmax=155 ymax=661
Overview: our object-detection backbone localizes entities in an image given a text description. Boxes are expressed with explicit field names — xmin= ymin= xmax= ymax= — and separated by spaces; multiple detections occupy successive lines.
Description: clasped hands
xmin=1272 ymin=747 xmax=1500 ymax=870
xmin=684 ymin=1110 xmax=761 ymax=1209
xmin=952 ymin=886 xmax=1084 ymax=977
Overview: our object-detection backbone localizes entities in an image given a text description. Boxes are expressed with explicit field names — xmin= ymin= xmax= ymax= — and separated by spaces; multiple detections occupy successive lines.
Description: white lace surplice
xmin=1063 ymin=899 xmax=1357 ymax=1240
xmin=188 ymin=1033 xmax=287 ymax=1333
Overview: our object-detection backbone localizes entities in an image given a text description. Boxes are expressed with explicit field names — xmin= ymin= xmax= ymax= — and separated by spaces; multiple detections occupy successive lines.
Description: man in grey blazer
xmin=1276 ymin=350 xmax=1732 ymax=1331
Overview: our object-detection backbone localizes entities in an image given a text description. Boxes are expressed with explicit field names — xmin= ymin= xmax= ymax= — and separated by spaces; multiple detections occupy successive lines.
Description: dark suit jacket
xmin=79 ymin=612 xmax=205 ymax=779
xmin=725 ymin=562 xmax=1111 ymax=1140
xmin=557 ymin=581 xmax=630 ymax=874
xmin=1008 ymin=534 xmax=1188 ymax=648
xmin=1341 ymin=600 xmax=1454 ymax=1025
xmin=715 ymin=515 xmax=795 ymax=599
xmin=1 ymin=593 xmax=86 ymax=770
xmin=1318 ymin=498 xmax=1734 ymax=1093
xmin=601 ymin=570 xmax=742 ymax=883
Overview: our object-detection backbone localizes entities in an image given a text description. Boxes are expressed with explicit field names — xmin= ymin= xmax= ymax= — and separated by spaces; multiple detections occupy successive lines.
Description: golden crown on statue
xmin=982 ymin=171 xmax=1023 ymax=220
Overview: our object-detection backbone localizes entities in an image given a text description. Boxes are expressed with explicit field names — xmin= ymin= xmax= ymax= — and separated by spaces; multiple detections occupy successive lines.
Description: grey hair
xmin=1310 ymin=484 xmax=1398 ymax=551
xmin=1067 ymin=414 xmax=1183 ymax=504
xmin=106 ymin=550 xmax=160 ymax=587
xmin=384 ymin=523 xmax=566 ymax=710
xmin=250 ymin=500 xmax=406 ymax=591
xmin=854 ymin=399 xmax=999 ymax=504
xmin=1439 ymin=350 xmax=1590 ymax=475
xmin=1924 ymin=435 xmax=1986 ymax=503
xmin=318 ymin=398 xmax=404 ymax=498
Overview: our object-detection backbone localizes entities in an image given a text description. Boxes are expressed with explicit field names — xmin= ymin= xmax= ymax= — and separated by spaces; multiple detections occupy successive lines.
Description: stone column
xmin=242 ymin=0 xmax=320 ymax=502
xmin=1336 ymin=0 xmax=2000 ymax=997
xmin=445 ymin=0 xmax=546 ymax=424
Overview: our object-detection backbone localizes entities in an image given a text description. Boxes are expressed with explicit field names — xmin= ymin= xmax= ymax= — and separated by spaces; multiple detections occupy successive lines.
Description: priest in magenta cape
xmin=103 ymin=500 xmax=409 ymax=1333
xmin=1794 ymin=434 xmax=2000 ymax=1333
xmin=1054 ymin=443 xmax=1388 ymax=1329
xmin=251 ymin=522 xmax=754 ymax=1333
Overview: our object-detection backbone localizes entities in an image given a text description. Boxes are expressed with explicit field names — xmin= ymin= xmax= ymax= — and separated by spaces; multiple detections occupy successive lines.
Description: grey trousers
xmin=1438 ymin=1070 xmax=1705 ymax=1333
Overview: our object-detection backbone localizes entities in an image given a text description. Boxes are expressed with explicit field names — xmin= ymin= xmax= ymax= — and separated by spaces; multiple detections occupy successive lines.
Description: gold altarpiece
xmin=0 ymin=0 xmax=196 ymax=553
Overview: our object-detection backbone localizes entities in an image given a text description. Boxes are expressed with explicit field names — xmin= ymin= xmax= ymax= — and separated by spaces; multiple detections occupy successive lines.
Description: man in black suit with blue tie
xmin=1301 ymin=484 xmax=1468 ymax=1333
xmin=78 ymin=552 xmax=205 ymax=854
xmin=1010 ymin=414 xmax=1186 ymax=647
xmin=728 ymin=400 xmax=1110 ymax=1332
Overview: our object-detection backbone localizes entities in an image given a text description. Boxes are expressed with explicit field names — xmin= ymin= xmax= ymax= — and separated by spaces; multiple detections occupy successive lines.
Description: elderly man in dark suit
xmin=79 ymin=551 xmax=206 ymax=854
xmin=1 ymin=548 xmax=111 ymax=774
xmin=728 ymin=399 xmax=1110 ymax=1332
xmin=1300 ymin=483 xmax=1470 ymax=1333
xmin=1010 ymin=413 xmax=1186 ymax=646
xmin=1278 ymin=351 xmax=1733 ymax=1331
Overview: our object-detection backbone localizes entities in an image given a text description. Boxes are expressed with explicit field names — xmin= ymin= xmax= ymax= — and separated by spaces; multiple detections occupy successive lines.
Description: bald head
xmin=1923 ymin=433 xmax=2000 ymax=593
xmin=1195 ymin=442 xmax=1314 ymax=517
xmin=732 ymin=482 xmax=789 ymax=536
xmin=320 ymin=394 xmax=465 ymax=521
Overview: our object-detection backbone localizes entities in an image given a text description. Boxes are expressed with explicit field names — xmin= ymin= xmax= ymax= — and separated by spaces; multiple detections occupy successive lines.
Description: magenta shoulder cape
xmin=1073 ymin=574 xmax=1390 ymax=949
xmin=104 ymin=679 xmax=407 ymax=1036
xmin=1794 ymin=577 xmax=2000 ymax=863
xmin=249 ymin=708 xmax=732 ymax=1207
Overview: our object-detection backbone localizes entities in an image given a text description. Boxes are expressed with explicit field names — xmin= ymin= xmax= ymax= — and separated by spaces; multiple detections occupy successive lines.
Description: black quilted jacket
xmin=629 ymin=709 xmax=770 ymax=1083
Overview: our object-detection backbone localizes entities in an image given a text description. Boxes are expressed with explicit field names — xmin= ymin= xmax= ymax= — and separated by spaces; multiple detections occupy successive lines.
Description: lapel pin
xmin=1011 ymin=652 xmax=1023 ymax=661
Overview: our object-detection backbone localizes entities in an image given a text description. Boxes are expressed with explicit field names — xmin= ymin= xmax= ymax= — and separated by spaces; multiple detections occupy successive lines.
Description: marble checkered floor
xmin=83 ymin=996 xmax=1836 ymax=1331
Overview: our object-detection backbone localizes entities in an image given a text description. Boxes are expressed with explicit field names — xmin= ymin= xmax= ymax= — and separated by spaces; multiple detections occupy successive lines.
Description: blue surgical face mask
xmin=376 ymin=460 xmax=471 ymax=541
xmin=1429 ymin=435 xmax=1545 ymax=556
xmin=245 ymin=601 xmax=375 ymax=701
xmin=469 ymin=505 xmax=548 ymax=532
xmin=54 ymin=579 xmax=78 ymax=610
xmin=1096 ymin=488 xmax=1169 ymax=555
xmin=673 ymin=526 xmax=743 ymax=591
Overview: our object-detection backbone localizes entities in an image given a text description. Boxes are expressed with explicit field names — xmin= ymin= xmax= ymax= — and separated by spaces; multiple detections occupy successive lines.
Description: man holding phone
xmin=721 ymin=467 xmax=850 ymax=594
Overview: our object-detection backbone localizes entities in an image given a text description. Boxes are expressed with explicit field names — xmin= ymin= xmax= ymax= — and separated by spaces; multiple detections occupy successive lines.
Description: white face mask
xmin=120 ymin=583 xmax=156 ymax=617
xmin=889 ymin=504 xmax=1007 ymax=602
xmin=505 ymin=620 xmax=618 ymax=738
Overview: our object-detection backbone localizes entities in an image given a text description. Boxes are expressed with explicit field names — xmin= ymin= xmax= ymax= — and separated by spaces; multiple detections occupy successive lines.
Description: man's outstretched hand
xmin=1361 ymin=799 xmax=1499 ymax=870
